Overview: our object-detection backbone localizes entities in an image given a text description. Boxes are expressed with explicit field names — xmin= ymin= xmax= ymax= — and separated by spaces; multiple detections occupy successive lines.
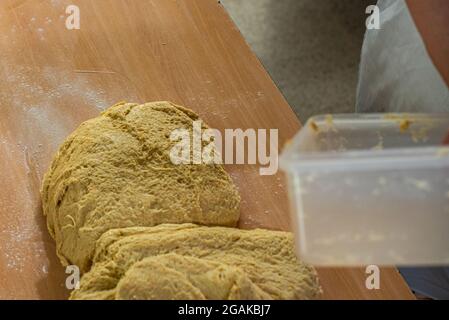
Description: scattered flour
xmin=0 ymin=8 xmax=136 ymax=280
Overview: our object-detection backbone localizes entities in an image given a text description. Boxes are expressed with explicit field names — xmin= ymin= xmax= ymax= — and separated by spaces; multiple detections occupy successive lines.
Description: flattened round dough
xmin=70 ymin=224 xmax=321 ymax=300
xmin=41 ymin=102 xmax=240 ymax=272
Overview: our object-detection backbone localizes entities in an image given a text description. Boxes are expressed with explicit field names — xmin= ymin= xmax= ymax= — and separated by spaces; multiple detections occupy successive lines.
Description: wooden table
xmin=0 ymin=0 xmax=414 ymax=299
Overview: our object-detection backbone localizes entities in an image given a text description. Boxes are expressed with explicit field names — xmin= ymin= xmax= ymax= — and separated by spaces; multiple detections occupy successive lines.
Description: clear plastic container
xmin=280 ymin=113 xmax=449 ymax=266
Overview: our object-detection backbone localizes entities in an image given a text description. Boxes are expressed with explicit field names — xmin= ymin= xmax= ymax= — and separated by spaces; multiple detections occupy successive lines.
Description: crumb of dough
xmin=309 ymin=121 xmax=319 ymax=133
xmin=399 ymin=119 xmax=412 ymax=133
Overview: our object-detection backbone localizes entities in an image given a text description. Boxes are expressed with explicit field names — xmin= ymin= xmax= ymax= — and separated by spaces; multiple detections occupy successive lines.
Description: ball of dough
xmin=41 ymin=102 xmax=240 ymax=272
xmin=70 ymin=224 xmax=321 ymax=300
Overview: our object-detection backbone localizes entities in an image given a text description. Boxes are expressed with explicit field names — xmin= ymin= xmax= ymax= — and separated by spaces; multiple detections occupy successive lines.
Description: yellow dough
xmin=41 ymin=102 xmax=240 ymax=272
xmin=70 ymin=224 xmax=321 ymax=300
xmin=115 ymin=254 xmax=272 ymax=300
xmin=42 ymin=101 xmax=321 ymax=300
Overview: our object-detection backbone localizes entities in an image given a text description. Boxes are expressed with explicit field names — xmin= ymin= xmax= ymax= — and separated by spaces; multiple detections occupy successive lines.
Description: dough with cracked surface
xmin=41 ymin=102 xmax=240 ymax=272
xmin=70 ymin=224 xmax=321 ymax=300
xmin=114 ymin=254 xmax=272 ymax=300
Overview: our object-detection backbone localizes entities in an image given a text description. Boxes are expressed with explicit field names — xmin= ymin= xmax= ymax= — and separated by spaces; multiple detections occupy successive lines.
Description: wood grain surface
xmin=0 ymin=0 xmax=414 ymax=299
